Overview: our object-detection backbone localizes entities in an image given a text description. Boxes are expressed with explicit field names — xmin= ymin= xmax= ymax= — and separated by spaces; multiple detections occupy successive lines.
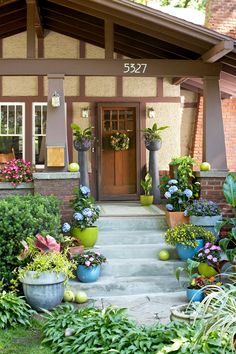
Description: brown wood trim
xmin=116 ymin=53 xmax=123 ymax=96
xmin=80 ymin=41 xmax=85 ymax=96
xmin=0 ymin=39 xmax=2 ymax=97
xmin=0 ymin=59 xmax=222 ymax=77
xmin=157 ymin=78 xmax=163 ymax=97
xmin=105 ymin=19 xmax=114 ymax=59
xmin=26 ymin=0 xmax=36 ymax=58
xmin=38 ymin=37 xmax=44 ymax=96
xmin=182 ymin=102 xmax=198 ymax=108
xmin=140 ymin=101 xmax=147 ymax=178
xmin=25 ymin=100 xmax=33 ymax=162
xmin=90 ymin=102 xmax=97 ymax=199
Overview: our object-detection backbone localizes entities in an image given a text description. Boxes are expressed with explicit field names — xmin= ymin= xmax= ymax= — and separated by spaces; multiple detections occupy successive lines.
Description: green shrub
xmin=42 ymin=304 xmax=232 ymax=354
xmin=0 ymin=194 xmax=61 ymax=287
xmin=0 ymin=290 xmax=35 ymax=329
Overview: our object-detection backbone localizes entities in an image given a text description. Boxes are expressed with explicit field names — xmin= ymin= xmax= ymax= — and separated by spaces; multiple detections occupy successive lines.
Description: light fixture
xmin=81 ymin=107 xmax=90 ymax=118
xmin=147 ymin=107 xmax=156 ymax=119
xmin=51 ymin=91 xmax=60 ymax=108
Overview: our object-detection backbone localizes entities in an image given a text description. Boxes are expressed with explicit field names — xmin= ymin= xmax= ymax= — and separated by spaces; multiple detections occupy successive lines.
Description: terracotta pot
xmin=166 ymin=211 xmax=189 ymax=228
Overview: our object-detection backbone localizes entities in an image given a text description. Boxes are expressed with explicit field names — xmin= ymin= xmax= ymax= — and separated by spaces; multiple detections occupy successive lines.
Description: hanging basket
xmin=110 ymin=132 xmax=130 ymax=151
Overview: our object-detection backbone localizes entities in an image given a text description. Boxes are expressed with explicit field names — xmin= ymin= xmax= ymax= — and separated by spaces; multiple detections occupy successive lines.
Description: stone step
xmin=93 ymin=244 xmax=178 ymax=259
xmin=96 ymin=230 xmax=167 ymax=245
xmin=69 ymin=275 xmax=183 ymax=297
xmin=96 ymin=216 xmax=168 ymax=231
xmin=101 ymin=259 xmax=184 ymax=277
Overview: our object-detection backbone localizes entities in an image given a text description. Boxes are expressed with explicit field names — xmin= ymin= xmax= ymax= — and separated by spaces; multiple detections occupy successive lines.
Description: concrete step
xmin=96 ymin=230 xmax=167 ymax=245
xmin=69 ymin=275 xmax=183 ymax=297
xmin=96 ymin=216 xmax=168 ymax=231
xmin=93 ymin=244 xmax=178 ymax=259
xmin=101 ymin=259 xmax=184 ymax=277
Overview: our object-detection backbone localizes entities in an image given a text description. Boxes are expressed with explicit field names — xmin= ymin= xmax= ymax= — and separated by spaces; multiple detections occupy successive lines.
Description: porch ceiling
xmin=0 ymin=0 xmax=236 ymax=96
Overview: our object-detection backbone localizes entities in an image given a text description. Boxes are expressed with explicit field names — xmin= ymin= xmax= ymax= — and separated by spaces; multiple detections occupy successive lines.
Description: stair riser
xmin=96 ymin=245 xmax=178 ymax=259
xmin=96 ymin=217 xmax=167 ymax=231
xmin=97 ymin=232 xmax=166 ymax=245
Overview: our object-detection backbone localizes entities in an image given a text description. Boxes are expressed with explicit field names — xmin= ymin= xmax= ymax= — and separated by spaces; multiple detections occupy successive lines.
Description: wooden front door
xmin=97 ymin=104 xmax=139 ymax=200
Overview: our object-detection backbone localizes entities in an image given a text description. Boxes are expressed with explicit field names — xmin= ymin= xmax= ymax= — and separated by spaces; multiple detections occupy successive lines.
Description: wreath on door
xmin=110 ymin=132 xmax=130 ymax=151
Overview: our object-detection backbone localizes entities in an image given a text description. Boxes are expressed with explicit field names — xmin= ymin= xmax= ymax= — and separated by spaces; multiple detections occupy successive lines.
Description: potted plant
xmin=193 ymin=242 xmax=222 ymax=277
xmin=169 ymin=156 xmax=195 ymax=188
xmin=160 ymin=177 xmax=193 ymax=228
xmin=140 ymin=172 xmax=153 ymax=206
xmin=18 ymin=234 xmax=76 ymax=311
xmin=185 ymin=199 xmax=222 ymax=234
xmin=176 ymin=259 xmax=220 ymax=302
xmin=142 ymin=122 xmax=169 ymax=151
xmin=0 ymin=158 xmax=33 ymax=187
xmin=74 ymin=250 xmax=107 ymax=283
xmin=70 ymin=123 xmax=94 ymax=151
xmin=165 ymin=224 xmax=216 ymax=261
xmin=62 ymin=185 xmax=101 ymax=248
xmin=223 ymin=172 xmax=236 ymax=215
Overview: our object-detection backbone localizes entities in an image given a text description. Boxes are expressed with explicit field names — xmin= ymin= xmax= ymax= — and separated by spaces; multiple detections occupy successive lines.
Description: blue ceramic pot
xmin=186 ymin=288 xmax=204 ymax=302
xmin=176 ymin=238 xmax=204 ymax=261
xmin=77 ymin=265 xmax=101 ymax=283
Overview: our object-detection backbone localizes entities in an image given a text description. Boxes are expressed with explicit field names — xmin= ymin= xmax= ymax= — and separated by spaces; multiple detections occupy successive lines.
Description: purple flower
xmin=205 ymin=242 xmax=212 ymax=248
xmin=166 ymin=204 xmax=174 ymax=211
xmin=205 ymin=249 xmax=210 ymax=254
xmin=168 ymin=186 xmax=178 ymax=194
xmin=73 ymin=212 xmax=84 ymax=221
xmin=207 ymin=255 xmax=213 ymax=260
xmin=164 ymin=191 xmax=171 ymax=199
xmin=198 ymin=253 xmax=203 ymax=257
xmin=85 ymin=260 xmax=91 ymax=267
xmin=215 ymin=246 xmax=221 ymax=251
xmin=210 ymin=245 xmax=217 ymax=250
xmin=183 ymin=189 xmax=193 ymax=198
xmin=212 ymin=257 xmax=218 ymax=263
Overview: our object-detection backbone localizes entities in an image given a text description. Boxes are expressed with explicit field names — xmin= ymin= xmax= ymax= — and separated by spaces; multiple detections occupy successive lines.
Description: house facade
xmin=0 ymin=0 xmax=235 ymax=206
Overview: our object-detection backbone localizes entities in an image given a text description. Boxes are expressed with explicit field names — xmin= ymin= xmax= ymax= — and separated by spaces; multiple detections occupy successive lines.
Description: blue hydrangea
xmin=168 ymin=179 xmax=178 ymax=185
xmin=168 ymin=185 xmax=178 ymax=194
xmin=73 ymin=212 xmax=84 ymax=221
xmin=184 ymin=210 xmax=188 ymax=216
xmin=164 ymin=191 xmax=171 ymax=199
xmin=82 ymin=208 xmax=93 ymax=218
xmin=178 ymin=198 xmax=183 ymax=204
xmin=80 ymin=186 xmax=90 ymax=196
xmin=62 ymin=222 xmax=71 ymax=233
xmin=166 ymin=204 xmax=174 ymax=211
xmin=183 ymin=189 xmax=193 ymax=198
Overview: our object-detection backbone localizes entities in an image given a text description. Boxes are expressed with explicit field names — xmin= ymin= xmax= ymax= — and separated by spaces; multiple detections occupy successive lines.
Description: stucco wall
xmin=123 ymin=77 xmax=157 ymax=97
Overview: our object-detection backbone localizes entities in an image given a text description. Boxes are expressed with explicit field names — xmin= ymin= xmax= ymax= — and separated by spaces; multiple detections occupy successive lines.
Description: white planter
xmin=190 ymin=215 xmax=222 ymax=226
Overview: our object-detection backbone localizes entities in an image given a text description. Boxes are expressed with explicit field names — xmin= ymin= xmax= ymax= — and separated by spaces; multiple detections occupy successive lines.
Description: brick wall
xmin=205 ymin=0 xmax=236 ymax=37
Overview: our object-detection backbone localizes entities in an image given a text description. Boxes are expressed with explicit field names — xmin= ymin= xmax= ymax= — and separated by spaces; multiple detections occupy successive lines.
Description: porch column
xmin=203 ymin=76 xmax=227 ymax=170
xmin=45 ymin=74 xmax=69 ymax=171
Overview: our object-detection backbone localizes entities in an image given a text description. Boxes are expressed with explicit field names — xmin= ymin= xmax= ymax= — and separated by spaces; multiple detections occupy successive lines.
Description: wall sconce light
xmin=51 ymin=91 xmax=60 ymax=108
xmin=81 ymin=107 xmax=90 ymax=118
xmin=147 ymin=107 xmax=156 ymax=119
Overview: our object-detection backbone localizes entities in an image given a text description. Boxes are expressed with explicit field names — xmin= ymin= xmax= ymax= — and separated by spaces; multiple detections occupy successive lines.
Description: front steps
xmin=69 ymin=203 xmax=184 ymax=299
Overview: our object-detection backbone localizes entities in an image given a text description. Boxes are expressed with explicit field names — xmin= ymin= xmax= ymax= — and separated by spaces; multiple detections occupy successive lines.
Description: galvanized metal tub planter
xmin=190 ymin=215 xmax=222 ymax=235
xmin=21 ymin=271 xmax=65 ymax=311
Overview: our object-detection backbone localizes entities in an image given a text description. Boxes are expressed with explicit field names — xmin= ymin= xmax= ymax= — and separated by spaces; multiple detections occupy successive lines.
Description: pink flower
xmin=95 ymin=252 xmax=100 ymax=256
xmin=84 ymin=255 xmax=89 ymax=258
xmin=85 ymin=260 xmax=91 ymax=267
xmin=204 ymin=249 xmax=210 ymax=254
xmin=212 ymin=257 xmax=218 ymax=262
xmin=207 ymin=255 xmax=213 ymax=260
xmin=205 ymin=242 xmax=212 ymax=248
xmin=210 ymin=245 xmax=217 ymax=250
xmin=216 ymin=246 xmax=221 ymax=251
xmin=89 ymin=257 xmax=94 ymax=262
xmin=198 ymin=253 xmax=203 ymax=257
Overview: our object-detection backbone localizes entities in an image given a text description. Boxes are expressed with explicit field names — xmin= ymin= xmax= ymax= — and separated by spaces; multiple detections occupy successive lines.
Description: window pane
xmin=35 ymin=136 xmax=45 ymax=164
xmin=16 ymin=106 xmax=23 ymax=134
xmin=42 ymin=106 xmax=47 ymax=134
xmin=1 ymin=106 xmax=7 ymax=134
xmin=0 ymin=136 xmax=22 ymax=159
xmin=34 ymin=105 xmax=41 ymax=134
xmin=8 ymin=106 xmax=15 ymax=134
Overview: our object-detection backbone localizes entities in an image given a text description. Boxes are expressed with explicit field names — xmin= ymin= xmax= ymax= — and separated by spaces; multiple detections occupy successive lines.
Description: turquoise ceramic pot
xmin=176 ymin=239 xmax=204 ymax=261
xmin=77 ymin=265 xmax=101 ymax=283
xmin=186 ymin=288 xmax=204 ymax=302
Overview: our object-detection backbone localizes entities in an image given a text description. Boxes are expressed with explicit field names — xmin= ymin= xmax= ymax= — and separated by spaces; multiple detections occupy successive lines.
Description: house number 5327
xmin=123 ymin=63 xmax=147 ymax=74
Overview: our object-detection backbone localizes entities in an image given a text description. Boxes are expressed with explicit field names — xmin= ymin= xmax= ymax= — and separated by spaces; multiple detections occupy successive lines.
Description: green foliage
xmin=165 ymin=224 xmax=216 ymax=247
xmin=42 ymin=304 xmax=231 ymax=353
xmin=141 ymin=172 xmax=152 ymax=195
xmin=70 ymin=123 xmax=94 ymax=141
xmin=218 ymin=220 xmax=236 ymax=263
xmin=169 ymin=155 xmax=196 ymax=190
xmin=0 ymin=194 xmax=61 ymax=288
xmin=175 ymin=258 xmax=200 ymax=285
xmin=142 ymin=123 xmax=169 ymax=142
xmin=74 ymin=251 xmax=107 ymax=267
xmin=0 ymin=290 xmax=35 ymax=329
xmin=18 ymin=252 xmax=76 ymax=284
xmin=223 ymin=172 xmax=236 ymax=209
xmin=132 ymin=0 xmax=206 ymax=12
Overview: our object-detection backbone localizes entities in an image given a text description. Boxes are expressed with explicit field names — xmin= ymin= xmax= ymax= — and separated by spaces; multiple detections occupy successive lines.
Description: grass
xmin=0 ymin=318 xmax=52 ymax=354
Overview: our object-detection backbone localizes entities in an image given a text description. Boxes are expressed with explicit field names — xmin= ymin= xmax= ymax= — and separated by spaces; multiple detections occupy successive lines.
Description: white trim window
xmin=32 ymin=103 xmax=47 ymax=167
xmin=0 ymin=103 xmax=25 ymax=159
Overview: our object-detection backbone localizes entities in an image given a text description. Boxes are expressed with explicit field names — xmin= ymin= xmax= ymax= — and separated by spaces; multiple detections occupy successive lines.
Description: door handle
xmin=92 ymin=147 xmax=95 ymax=152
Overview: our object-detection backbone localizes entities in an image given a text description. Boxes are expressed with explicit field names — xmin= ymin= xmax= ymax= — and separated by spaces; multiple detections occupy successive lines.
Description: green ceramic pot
xmin=140 ymin=195 xmax=154 ymax=206
xmin=71 ymin=226 xmax=98 ymax=248
xmin=198 ymin=262 xmax=218 ymax=277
